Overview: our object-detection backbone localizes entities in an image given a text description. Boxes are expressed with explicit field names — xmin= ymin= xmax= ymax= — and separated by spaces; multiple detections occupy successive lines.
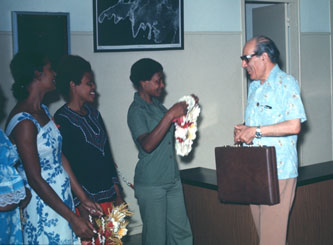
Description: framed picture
xmin=93 ymin=0 xmax=184 ymax=52
xmin=12 ymin=11 xmax=70 ymax=65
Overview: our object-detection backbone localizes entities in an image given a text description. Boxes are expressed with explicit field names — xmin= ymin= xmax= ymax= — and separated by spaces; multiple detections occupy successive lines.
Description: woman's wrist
xmin=165 ymin=110 xmax=175 ymax=123
xmin=77 ymin=192 xmax=90 ymax=204
xmin=66 ymin=209 xmax=79 ymax=224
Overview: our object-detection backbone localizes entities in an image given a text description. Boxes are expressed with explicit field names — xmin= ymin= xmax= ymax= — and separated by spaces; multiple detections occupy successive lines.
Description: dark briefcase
xmin=215 ymin=146 xmax=280 ymax=205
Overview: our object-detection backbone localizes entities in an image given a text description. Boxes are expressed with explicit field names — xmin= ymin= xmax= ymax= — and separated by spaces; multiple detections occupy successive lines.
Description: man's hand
xmin=234 ymin=124 xmax=256 ymax=144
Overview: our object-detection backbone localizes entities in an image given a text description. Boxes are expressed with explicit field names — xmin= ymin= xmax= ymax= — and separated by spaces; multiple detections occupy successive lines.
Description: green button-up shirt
xmin=127 ymin=93 xmax=179 ymax=186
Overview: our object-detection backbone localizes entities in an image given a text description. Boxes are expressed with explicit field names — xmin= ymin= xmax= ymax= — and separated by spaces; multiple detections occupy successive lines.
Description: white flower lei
xmin=174 ymin=95 xmax=200 ymax=156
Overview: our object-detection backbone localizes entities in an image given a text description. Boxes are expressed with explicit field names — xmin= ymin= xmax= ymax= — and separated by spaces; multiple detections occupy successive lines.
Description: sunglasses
xmin=240 ymin=52 xmax=258 ymax=63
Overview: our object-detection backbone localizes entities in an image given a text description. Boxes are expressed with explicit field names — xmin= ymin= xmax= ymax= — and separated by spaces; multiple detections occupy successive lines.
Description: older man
xmin=234 ymin=36 xmax=306 ymax=245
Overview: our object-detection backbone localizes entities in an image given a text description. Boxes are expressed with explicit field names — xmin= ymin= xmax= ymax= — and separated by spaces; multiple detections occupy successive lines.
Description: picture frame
xmin=93 ymin=0 xmax=184 ymax=52
xmin=12 ymin=11 xmax=70 ymax=64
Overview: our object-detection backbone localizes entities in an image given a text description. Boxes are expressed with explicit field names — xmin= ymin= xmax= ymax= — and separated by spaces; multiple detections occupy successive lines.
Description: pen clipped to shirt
xmin=256 ymin=102 xmax=272 ymax=109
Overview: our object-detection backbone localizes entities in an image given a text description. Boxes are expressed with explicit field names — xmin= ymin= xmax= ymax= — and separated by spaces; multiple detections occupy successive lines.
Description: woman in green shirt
xmin=127 ymin=58 xmax=193 ymax=245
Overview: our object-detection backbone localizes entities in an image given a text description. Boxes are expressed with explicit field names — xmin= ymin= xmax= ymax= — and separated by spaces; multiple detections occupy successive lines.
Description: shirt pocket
xmin=258 ymin=103 xmax=282 ymax=125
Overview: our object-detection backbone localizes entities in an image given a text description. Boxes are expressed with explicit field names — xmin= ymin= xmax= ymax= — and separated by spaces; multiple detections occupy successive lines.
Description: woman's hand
xmin=77 ymin=204 xmax=90 ymax=223
xmin=169 ymin=101 xmax=187 ymax=120
xmin=80 ymin=200 xmax=103 ymax=217
xmin=69 ymin=215 xmax=96 ymax=239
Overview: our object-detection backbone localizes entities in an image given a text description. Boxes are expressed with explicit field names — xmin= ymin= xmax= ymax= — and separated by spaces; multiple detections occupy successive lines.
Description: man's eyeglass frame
xmin=240 ymin=52 xmax=258 ymax=63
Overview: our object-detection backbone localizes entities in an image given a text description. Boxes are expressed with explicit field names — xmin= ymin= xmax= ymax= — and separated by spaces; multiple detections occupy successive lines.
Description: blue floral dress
xmin=0 ymin=129 xmax=25 ymax=244
xmin=5 ymin=105 xmax=79 ymax=245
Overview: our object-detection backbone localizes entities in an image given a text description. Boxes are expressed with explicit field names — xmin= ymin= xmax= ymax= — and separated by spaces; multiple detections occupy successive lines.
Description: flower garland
xmin=87 ymin=203 xmax=134 ymax=245
xmin=174 ymin=95 xmax=200 ymax=156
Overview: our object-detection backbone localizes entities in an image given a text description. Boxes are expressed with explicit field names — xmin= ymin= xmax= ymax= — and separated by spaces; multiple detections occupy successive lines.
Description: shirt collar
xmin=251 ymin=64 xmax=281 ymax=88
xmin=265 ymin=64 xmax=281 ymax=84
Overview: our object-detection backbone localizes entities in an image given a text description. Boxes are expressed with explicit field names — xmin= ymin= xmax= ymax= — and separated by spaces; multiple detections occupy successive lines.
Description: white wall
xmin=184 ymin=0 xmax=241 ymax=31
xmin=300 ymin=33 xmax=332 ymax=164
xmin=299 ymin=0 xmax=333 ymax=164
xmin=300 ymin=0 xmax=330 ymax=32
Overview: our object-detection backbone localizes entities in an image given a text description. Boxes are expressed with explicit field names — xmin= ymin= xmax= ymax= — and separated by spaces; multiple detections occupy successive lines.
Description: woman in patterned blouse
xmin=55 ymin=55 xmax=124 ymax=244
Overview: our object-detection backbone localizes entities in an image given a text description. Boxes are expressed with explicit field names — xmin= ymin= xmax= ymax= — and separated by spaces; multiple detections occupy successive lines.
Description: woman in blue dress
xmin=0 ymin=128 xmax=31 ymax=244
xmin=5 ymin=52 xmax=103 ymax=244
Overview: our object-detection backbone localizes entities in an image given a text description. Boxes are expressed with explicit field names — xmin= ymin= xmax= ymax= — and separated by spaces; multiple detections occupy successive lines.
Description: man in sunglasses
xmin=234 ymin=36 xmax=307 ymax=245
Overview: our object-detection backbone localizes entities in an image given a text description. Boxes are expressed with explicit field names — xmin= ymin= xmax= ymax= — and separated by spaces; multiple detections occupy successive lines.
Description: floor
xmin=123 ymin=233 xmax=142 ymax=245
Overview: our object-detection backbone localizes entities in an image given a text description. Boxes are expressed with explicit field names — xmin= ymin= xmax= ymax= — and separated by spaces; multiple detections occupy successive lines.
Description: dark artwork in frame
xmin=12 ymin=11 xmax=70 ymax=65
xmin=93 ymin=0 xmax=184 ymax=52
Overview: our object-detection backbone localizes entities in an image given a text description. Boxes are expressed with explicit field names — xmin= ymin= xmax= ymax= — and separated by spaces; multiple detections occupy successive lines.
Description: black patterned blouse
xmin=54 ymin=103 xmax=120 ymax=206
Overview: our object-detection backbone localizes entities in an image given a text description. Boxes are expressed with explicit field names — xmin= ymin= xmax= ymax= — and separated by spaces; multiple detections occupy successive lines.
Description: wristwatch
xmin=255 ymin=126 xmax=262 ymax=139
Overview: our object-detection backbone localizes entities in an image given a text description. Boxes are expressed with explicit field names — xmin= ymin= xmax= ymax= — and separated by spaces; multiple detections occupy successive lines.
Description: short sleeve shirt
xmin=245 ymin=65 xmax=307 ymax=179
xmin=127 ymin=93 xmax=179 ymax=186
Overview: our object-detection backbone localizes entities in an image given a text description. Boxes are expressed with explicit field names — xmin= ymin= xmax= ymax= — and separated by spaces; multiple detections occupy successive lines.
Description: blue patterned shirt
xmin=245 ymin=65 xmax=307 ymax=179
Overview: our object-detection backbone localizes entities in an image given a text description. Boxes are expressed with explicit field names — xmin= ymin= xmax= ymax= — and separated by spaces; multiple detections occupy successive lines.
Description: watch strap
xmin=255 ymin=126 xmax=262 ymax=138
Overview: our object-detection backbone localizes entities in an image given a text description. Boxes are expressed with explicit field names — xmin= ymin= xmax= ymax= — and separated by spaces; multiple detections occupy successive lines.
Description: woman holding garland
xmin=127 ymin=58 xmax=194 ymax=245
xmin=54 ymin=55 xmax=124 ymax=244
xmin=5 ymin=52 xmax=102 ymax=244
